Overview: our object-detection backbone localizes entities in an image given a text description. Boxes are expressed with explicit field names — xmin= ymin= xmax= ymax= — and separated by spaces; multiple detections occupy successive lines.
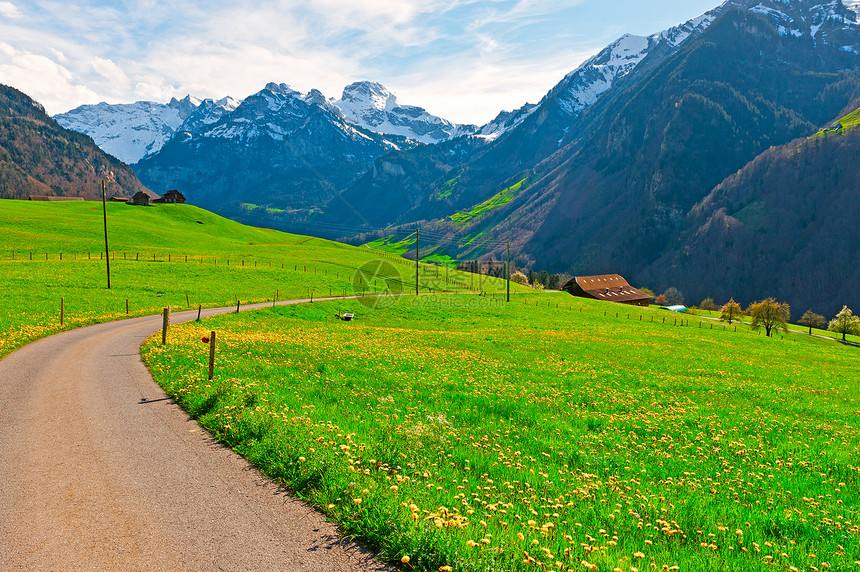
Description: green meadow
xmin=0 ymin=200 xmax=511 ymax=358
xmin=143 ymin=293 xmax=860 ymax=572
xmin=3 ymin=199 xmax=860 ymax=572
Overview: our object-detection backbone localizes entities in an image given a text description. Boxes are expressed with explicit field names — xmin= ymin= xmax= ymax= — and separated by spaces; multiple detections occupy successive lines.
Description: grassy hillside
xmin=0 ymin=200 xmax=519 ymax=358
xmin=142 ymin=293 xmax=860 ymax=572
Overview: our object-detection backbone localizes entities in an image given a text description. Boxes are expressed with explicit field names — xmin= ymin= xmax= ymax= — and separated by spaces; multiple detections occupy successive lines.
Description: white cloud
xmin=90 ymin=57 xmax=131 ymax=94
xmin=0 ymin=0 xmax=718 ymax=123
xmin=0 ymin=45 xmax=99 ymax=113
xmin=0 ymin=1 xmax=23 ymax=19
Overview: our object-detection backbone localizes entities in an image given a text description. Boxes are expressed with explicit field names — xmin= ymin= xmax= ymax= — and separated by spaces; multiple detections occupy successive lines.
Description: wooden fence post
xmin=208 ymin=331 xmax=216 ymax=380
xmin=161 ymin=307 xmax=170 ymax=345
xmin=197 ymin=304 xmax=202 ymax=321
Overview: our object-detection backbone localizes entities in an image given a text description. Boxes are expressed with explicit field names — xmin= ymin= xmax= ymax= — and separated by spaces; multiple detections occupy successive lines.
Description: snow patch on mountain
xmin=474 ymin=103 xmax=539 ymax=141
xmin=333 ymin=82 xmax=476 ymax=144
xmin=741 ymin=0 xmax=860 ymax=40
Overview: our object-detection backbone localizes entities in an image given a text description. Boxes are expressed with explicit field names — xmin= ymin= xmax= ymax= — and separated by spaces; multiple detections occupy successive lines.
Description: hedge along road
xmin=0 ymin=298 xmax=393 ymax=571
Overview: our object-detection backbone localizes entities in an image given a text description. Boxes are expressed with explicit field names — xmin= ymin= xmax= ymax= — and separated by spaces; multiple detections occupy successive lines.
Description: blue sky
xmin=1 ymin=0 xmax=722 ymax=124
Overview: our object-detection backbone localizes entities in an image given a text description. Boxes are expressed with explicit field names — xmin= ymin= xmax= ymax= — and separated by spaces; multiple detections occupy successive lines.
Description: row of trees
xmin=508 ymin=269 xmax=572 ymax=290
xmin=460 ymin=260 xmax=572 ymax=291
xmin=716 ymin=297 xmax=859 ymax=340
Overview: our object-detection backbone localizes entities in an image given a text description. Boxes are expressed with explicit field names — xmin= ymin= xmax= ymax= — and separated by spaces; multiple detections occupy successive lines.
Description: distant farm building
xmin=562 ymin=274 xmax=651 ymax=307
xmin=153 ymin=190 xmax=186 ymax=204
xmin=109 ymin=195 xmax=130 ymax=202
xmin=29 ymin=196 xmax=84 ymax=202
xmin=127 ymin=191 xmax=152 ymax=206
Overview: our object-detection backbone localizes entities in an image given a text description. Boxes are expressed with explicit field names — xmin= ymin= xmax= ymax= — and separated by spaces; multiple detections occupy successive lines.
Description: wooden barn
xmin=562 ymin=274 xmax=651 ymax=307
xmin=127 ymin=191 xmax=152 ymax=206
xmin=153 ymin=190 xmax=186 ymax=204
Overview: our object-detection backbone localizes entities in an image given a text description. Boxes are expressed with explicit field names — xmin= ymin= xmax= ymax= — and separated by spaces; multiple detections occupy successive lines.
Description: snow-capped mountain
xmin=54 ymin=95 xmax=202 ymax=164
xmin=333 ymin=81 xmax=476 ymax=144
xmin=549 ymin=11 xmax=719 ymax=118
xmin=133 ymin=82 xmax=397 ymax=218
xmin=196 ymin=82 xmax=387 ymax=147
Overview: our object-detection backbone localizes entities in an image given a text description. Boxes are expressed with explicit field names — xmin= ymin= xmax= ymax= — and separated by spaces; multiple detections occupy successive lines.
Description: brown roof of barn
xmin=564 ymin=274 xmax=651 ymax=304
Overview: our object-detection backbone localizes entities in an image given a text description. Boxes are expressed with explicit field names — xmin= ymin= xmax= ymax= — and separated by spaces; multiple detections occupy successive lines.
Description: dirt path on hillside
xmin=0 ymin=301 xmax=392 ymax=571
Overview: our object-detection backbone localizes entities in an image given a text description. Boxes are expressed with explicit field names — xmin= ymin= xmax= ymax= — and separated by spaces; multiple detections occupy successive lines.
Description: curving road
xmin=0 ymin=301 xmax=390 ymax=571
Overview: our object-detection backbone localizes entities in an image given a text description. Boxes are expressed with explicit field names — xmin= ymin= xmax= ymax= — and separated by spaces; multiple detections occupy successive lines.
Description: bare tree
xmin=700 ymin=298 xmax=716 ymax=312
xmin=663 ymin=287 xmax=684 ymax=305
xmin=719 ymin=298 xmax=743 ymax=324
xmin=828 ymin=306 xmax=860 ymax=341
xmin=798 ymin=309 xmax=826 ymax=335
xmin=747 ymin=298 xmax=790 ymax=337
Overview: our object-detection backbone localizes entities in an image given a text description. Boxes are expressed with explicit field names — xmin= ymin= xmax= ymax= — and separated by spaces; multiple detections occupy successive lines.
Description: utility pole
xmin=415 ymin=227 xmax=419 ymax=296
xmin=506 ymin=240 xmax=510 ymax=303
xmin=102 ymin=180 xmax=111 ymax=289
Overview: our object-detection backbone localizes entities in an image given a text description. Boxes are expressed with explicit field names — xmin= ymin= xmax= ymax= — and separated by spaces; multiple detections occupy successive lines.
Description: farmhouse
xmin=153 ymin=190 xmax=186 ymax=204
xmin=562 ymin=274 xmax=651 ymax=307
xmin=127 ymin=191 xmax=152 ymax=206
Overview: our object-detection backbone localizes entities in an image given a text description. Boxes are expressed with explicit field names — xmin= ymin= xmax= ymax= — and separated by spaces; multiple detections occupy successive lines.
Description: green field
xmin=142 ymin=294 xmax=860 ymax=572
xmin=0 ymin=200 xmax=513 ymax=358
xmin=4 ymin=199 xmax=860 ymax=572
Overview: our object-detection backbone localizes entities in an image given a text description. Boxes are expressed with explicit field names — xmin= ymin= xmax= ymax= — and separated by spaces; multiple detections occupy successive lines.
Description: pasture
xmin=142 ymin=293 xmax=860 ymax=572
xmin=0 ymin=200 xmax=506 ymax=358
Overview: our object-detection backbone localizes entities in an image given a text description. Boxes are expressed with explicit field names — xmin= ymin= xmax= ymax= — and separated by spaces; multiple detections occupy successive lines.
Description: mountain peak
xmin=263 ymin=82 xmax=300 ymax=97
xmin=339 ymin=81 xmax=398 ymax=112
xmin=333 ymin=82 xmax=474 ymax=144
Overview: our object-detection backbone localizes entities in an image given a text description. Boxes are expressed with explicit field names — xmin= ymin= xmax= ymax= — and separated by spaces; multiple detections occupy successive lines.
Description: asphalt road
xmin=0 ymin=301 xmax=390 ymax=571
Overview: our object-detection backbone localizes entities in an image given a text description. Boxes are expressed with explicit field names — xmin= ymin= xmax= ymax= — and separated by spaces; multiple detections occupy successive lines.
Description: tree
xmin=527 ymin=269 xmax=539 ymax=286
xmin=700 ymin=298 xmax=716 ymax=312
xmin=798 ymin=309 xmax=826 ymax=335
xmin=547 ymin=274 xmax=562 ymax=290
xmin=639 ymin=287 xmax=655 ymax=299
xmin=538 ymin=270 xmax=550 ymax=288
xmin=719 ymin=298 xmax=743 ymax=324
xmin=654 ymin=294 xmax=668 ymax=306
xmin=510 ymin=270 xmax=529 ymax=285
xmin=663 ymin=287 xmax=684 ymax=305
xmin=828 ymin=306 xmax=860 ymax=341
xmin=747 ymin=298 xmax=790 ymax=337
